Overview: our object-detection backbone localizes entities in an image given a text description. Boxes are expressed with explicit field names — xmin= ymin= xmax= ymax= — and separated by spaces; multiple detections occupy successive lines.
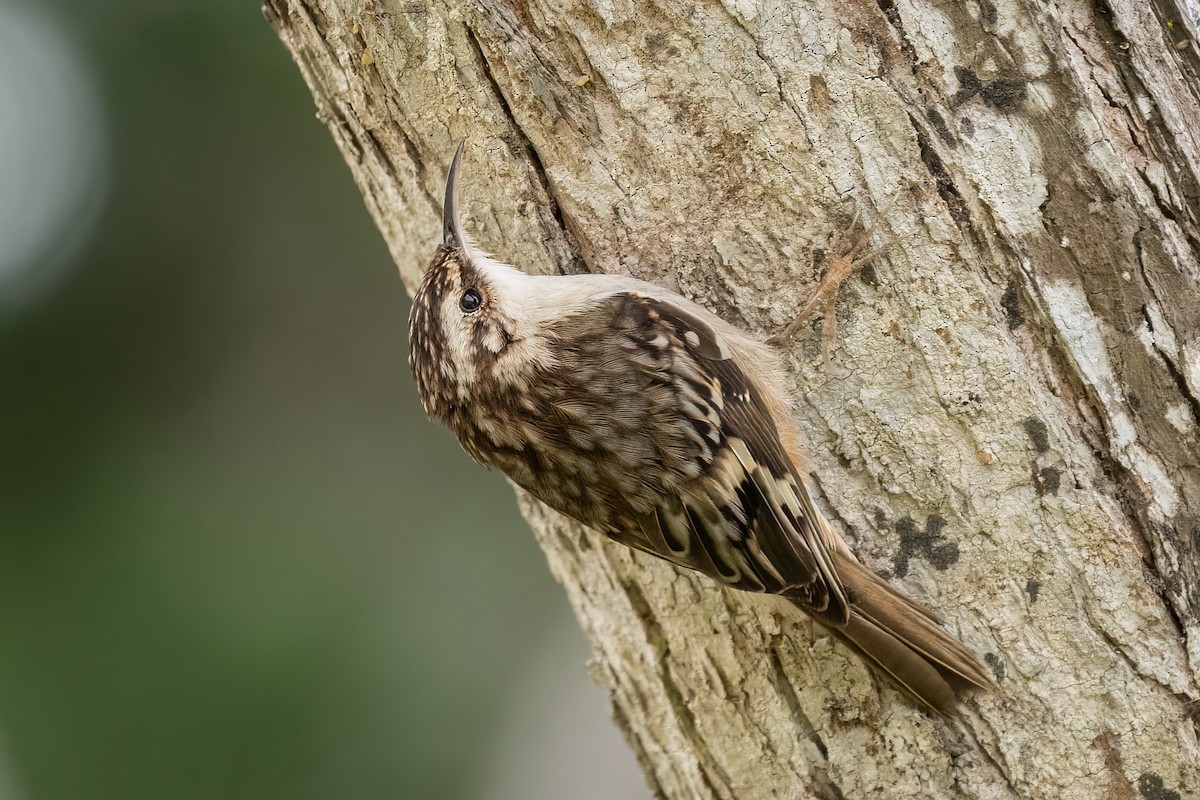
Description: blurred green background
xmin=0 ymin=1 xmax=642 ymax=797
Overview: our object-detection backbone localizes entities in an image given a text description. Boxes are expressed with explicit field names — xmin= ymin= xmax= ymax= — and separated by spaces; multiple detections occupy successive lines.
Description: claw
xmin=768 ymin=207 xmax=892 ymax=362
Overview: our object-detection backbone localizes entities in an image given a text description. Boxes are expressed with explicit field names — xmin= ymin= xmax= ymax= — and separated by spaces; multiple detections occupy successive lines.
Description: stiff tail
xmin=815 ymin=555 xmax=994 ymax=715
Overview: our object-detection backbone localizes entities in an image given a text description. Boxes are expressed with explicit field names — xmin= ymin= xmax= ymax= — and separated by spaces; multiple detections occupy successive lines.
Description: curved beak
xmin=442 ymin=141 xmax=466 ymax=247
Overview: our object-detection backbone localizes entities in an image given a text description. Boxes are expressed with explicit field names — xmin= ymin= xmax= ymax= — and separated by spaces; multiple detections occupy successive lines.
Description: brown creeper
xmin=408 ymin=144 xmax=992 ymax=715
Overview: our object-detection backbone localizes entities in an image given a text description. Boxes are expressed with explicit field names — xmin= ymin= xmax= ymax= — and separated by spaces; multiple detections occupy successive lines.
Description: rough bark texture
xmin=265 ymin=1 xmax=1200 ymax=797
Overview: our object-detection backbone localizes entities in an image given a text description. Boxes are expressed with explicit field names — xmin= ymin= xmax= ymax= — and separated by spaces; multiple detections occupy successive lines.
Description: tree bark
xmin=265 ymin=1 xmax=1200 ymax=797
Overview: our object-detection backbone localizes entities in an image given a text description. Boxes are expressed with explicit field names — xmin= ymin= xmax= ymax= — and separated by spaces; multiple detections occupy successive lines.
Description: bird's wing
xmin=582 ymin=291 xmax=851 ymax=623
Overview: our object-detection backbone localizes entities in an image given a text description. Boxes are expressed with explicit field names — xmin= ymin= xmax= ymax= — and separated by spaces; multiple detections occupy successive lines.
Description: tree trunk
xmin=264 ymin=1 xmax=1200 ymax=797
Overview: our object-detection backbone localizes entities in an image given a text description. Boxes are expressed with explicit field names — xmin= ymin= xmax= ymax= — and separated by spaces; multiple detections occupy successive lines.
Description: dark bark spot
xmin=983 ymin=652 xmax=1006 ymax=681
xmin=894 ymin=515 xmax=960 ymax=576
xmin=959 ymin=116 xmax=974 ymax=138
xmin=1022 ymin=417 xmax=1050 ymax=453
xmin=873 ymin=0 xmax=918 ymax=66
xmin=978 ymin=0 xmax=998 ymax=25
xmin=859 ymin=262 xmax=880 ymax=287
xmin=953 ymin=67 xmax=982 ymax=105
xmin=926 ymin=107 xmax=957 ymax=147
xmin=1138 ymin=773 xmax=1181 ymax=800
xmin=644 ymin=32 xmax=678 ymax=60
xmin=811 ymin=247 xmax=827 ymax=270
xmin=910 ymin=116 xmax=972 ymax=229
xmin=1036 ymin=466 xmax=1061 ymax=496
xmin=981 ymin=78 xmax=1027 ymax=110
xmin=1002 ymin=275 xmax=1025 ymax=328
xmin=1025 ymin=578 xmax=1040 ymax=603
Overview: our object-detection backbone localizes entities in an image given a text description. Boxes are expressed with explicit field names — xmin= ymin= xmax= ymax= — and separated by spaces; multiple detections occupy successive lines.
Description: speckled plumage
xmin=408 ymin=144 xmax=992 ymax=714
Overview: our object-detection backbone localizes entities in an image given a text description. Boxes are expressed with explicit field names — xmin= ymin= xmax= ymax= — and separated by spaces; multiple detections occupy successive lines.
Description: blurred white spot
xmin=0 ymin=2 xmax=106 ymax=307
xmin=479 ymin=613 xmax=649 ymax=800
xmin=0 ymin=729 xmax=26 ymax=800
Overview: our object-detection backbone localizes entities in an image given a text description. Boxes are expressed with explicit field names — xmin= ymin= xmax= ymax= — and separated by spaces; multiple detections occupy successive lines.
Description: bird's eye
xmin=459 ymin=288 xmax=483 ymax=313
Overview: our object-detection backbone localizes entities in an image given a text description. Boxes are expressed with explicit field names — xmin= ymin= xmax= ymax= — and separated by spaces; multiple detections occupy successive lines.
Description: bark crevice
xmin=462 ymin=22 xmax=591 ymax=276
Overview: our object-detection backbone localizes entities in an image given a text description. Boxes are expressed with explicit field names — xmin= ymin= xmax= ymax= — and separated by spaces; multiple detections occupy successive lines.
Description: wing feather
xmin=598 ymin=292 xmax=849 ymax=622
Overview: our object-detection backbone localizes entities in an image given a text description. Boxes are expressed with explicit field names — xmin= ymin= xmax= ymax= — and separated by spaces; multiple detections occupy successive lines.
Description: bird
xmin=407 ymin=142 xmax=993 ymax=715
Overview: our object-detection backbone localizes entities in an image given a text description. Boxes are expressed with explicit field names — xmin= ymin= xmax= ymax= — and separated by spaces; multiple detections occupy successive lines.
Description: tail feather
xmin=812 ymin=555 xmax=994 ymax=715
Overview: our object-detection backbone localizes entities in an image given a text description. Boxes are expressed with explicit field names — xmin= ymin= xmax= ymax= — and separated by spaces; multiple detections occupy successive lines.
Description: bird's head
xmin=408 ymin=143 xmax=536 ymax=421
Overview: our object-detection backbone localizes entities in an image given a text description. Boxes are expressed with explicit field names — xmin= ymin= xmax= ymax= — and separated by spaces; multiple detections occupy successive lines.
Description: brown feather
xmin=816 ymin=553 xmax=995 ymax=714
